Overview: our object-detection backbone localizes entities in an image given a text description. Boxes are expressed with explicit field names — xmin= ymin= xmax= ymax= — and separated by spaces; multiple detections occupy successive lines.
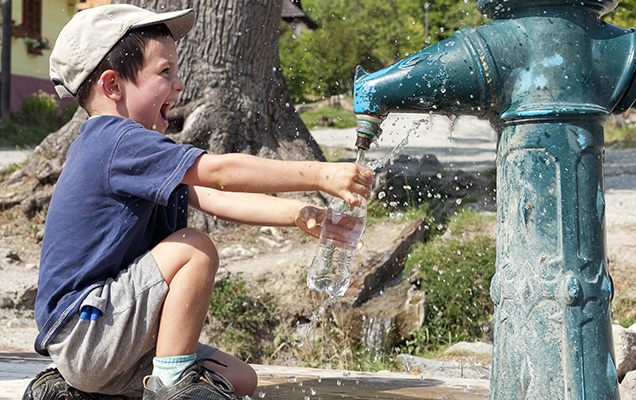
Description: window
xmin=21 ymin=0 xmax=42 ymax=39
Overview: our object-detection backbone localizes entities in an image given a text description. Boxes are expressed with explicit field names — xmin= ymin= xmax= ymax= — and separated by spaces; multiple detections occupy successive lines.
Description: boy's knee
xmin=152 ymin=228 xmax=218 ymax=284
xmin=177 ymin=228 xmax=219 ymax=271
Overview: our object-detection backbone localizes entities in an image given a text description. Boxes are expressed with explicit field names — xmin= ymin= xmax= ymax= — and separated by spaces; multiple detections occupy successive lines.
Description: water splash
xmin=293 ymin=295 xmax=337 ymax=347
xmin=361 ymin=314 xmax=394 ymax=362
xmin=447 ymin=115 xmax=458 ymax=144
xmin=366 ymin=118 xmax=428 ymax=171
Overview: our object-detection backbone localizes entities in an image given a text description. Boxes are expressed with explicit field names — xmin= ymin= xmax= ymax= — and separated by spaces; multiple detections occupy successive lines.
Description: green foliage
xmin=299 ymin=104 xmax=358 ymax=129
xmin=207 ymin=276 xmax=280 ymax=361
xmin=280 ymin=0 xmax=486 ymax=103
xmin=401 ymin=211 xmax=496 ymax=354
xmin=367 ymin=199 xmax=437 ymax=229
xmin=0 ymin=91 xmax=77 ymax=148
xmin=605 ymin=123 xmax=636 ymax=149
xmin=603 ymin=0 xmax=636 ymax=28
xmin=613 ymin=297 xmax=636 ymax=328
xmin=18 ymin=90 xmax=59 ymax=123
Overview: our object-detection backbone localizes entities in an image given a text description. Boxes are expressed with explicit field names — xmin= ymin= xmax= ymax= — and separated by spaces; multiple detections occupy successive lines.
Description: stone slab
xmin=0 ymin=351 xmax=489 ymax=399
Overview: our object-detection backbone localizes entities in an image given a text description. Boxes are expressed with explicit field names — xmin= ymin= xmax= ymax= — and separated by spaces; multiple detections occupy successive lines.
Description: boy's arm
xmin=188 ymin=186 xmax=323 ymax=237
xmin=182 ymin=153 xmax=372 ymax=206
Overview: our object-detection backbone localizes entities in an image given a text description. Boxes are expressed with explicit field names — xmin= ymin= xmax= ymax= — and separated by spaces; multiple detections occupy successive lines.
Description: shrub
xmin=0 ymin=91 xmax=78 ymax=148
xmin=207 ymin=276 xmax=280 ymax=362
xmin=402 ymin=229 xmax=496 ymax=354
xmin=18 ymin=90 xmax=59 ymax=123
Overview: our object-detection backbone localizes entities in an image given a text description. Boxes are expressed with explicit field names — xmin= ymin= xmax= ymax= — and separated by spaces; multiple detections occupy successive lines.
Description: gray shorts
xmin=47 ymin=251 xmax=216 ymax=396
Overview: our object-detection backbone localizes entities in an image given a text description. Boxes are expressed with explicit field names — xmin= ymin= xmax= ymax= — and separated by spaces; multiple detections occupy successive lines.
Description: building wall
xmin=7 ymin=0 xmax=76 ymax=110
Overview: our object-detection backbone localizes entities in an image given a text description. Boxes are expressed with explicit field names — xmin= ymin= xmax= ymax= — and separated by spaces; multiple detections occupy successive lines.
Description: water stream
xmin=294 ymin=117 xmax=431 ymax=350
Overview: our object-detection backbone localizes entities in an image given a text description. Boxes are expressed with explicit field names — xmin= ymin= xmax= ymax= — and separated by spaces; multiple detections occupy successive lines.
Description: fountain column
xmin=353 ymin=1 xmax=636 ymax=398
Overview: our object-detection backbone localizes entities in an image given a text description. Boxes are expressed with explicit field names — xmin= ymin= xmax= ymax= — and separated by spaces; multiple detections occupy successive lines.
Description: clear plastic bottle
xmin=307 ymin=190 xmax=367 ymax=298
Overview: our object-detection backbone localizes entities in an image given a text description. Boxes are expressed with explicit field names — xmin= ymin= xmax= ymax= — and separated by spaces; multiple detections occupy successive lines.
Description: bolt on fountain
xmin=353 ymin=1 xmax=636 ymax=398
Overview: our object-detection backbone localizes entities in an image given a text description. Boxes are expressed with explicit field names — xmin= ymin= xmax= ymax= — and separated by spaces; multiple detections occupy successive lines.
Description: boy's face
xmin=120 ymin=34 xmax=183 ymax=133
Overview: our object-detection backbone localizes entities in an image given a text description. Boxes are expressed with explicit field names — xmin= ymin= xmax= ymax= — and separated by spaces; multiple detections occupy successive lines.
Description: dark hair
xmin=76 ymin=23 xmax=172 ymax=110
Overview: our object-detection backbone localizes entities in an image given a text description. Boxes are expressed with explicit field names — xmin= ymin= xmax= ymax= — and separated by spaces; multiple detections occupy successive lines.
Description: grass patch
xmin=0 ymin=91 xmax=76 ymax=148
xmin=299 ymin=105 xmax=357 ymax=130
xmin=319 ymin=144 xmax=350 ymax=162
xmin=401 ymin=209 xmax=497 ymax=355
xmin=605 ymin=124 xmax=636 ymax=149
xmin=445 ymin=207 xmax=497 ymax=238
xmin=614 ymin=297 xmax=636 ymax=328
xmin=207 ymin=276 xmax=280 ymax=362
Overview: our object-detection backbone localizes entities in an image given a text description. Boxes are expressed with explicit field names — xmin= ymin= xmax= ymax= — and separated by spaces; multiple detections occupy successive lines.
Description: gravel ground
xmin=1 ymin=114 xmax=636 ymax=351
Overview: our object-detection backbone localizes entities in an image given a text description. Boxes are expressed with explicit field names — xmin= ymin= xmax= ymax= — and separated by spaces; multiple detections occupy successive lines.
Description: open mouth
xmin=159 ymin=103 xmax=171 ymax=125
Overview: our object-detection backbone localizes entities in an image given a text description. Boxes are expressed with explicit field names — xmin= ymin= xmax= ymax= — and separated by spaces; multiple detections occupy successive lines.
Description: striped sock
xmin=151 ymin=353 xmax=197 ymax=387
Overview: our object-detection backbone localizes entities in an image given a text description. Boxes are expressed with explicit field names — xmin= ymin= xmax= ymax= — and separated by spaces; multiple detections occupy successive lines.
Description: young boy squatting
xmin=25 ymin=4 xmax=373 ymax=399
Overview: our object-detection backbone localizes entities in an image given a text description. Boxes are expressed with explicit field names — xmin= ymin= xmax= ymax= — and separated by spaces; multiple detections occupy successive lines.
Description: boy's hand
xmin=317 ymin=163 xmax=373 ymax=206
xmin=296 ymin=205 xmax=365 ymax=249
xmin=296 ymin=205 xmax=325 ymax=238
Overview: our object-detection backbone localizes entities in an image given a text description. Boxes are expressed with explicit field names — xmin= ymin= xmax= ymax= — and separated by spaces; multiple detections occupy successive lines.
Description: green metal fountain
xmin=353 ymin=1 xmax=636 ymax=398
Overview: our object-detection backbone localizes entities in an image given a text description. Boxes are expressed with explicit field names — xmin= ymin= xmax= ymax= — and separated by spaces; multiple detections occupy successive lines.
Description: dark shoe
xmin=143 ymin=363 xmax=239 ymax=400
xmin=22 ymin=367 xmax=130 ymax=400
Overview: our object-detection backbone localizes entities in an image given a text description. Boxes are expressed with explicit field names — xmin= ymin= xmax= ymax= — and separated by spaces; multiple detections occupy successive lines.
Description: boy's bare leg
xmin=150 ymin=227 xmax=218 ymax=357
xmin=149 ymin=227 xmax=258 ymax=396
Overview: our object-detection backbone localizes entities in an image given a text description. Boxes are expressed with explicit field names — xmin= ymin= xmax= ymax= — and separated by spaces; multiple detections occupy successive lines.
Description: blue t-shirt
xmin=34 ymin=116 xmax=205 ymax=355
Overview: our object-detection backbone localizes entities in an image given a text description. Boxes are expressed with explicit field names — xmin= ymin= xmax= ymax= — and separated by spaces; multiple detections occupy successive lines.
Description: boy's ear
xmin=98 ymin=70 xmax=122 ymax=101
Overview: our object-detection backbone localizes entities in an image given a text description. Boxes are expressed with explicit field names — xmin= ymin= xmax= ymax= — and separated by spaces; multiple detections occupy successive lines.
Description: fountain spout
xmin=353 ymin=1 xmax=636 ymax=398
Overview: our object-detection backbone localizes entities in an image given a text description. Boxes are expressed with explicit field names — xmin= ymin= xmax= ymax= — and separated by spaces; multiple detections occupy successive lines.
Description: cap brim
xmin=131 ymin=8 xmax=195 ymax=41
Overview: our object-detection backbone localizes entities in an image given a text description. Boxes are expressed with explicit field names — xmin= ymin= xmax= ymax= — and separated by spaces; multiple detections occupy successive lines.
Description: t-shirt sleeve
xmin=108 ymin=127 xmax=205 ymax=206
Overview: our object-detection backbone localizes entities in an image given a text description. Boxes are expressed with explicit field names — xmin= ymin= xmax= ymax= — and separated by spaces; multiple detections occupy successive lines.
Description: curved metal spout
xmin=353 ymin=30 xmax=494 ymax=118
xmin=354 ymin=17 xmax=636 ymax=126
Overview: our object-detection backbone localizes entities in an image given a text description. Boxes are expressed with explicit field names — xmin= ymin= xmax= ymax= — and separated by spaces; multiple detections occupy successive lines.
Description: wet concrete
xmin=0 ymin=351 xmax=489 ymax=400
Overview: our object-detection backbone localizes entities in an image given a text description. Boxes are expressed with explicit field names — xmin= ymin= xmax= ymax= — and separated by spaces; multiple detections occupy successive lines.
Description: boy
xmin=23 ymin=4 xmax=372 ymax=400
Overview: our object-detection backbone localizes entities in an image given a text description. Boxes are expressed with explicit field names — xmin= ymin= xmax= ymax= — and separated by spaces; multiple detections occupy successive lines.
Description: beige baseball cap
xmin=49 ymin=4 xmax=195 ymax=99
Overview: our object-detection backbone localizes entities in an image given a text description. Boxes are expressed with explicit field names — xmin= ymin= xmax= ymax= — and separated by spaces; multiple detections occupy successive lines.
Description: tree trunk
xmin=2 ymin=0 xmax=324 ymax=219
xmin=121 ymin=0 xmax=323 ymax=161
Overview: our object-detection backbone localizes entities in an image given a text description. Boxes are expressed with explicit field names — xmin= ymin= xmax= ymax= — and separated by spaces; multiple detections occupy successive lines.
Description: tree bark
xmin=122 ymin=0 xmax=323 ymax=161
xmin=2 ymin=0 xmax=324 ymax=219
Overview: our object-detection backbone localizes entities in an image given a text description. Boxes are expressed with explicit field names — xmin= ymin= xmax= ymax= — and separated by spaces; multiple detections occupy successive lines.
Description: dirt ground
xmin=1 ymin=138 xmax=636 ymax=354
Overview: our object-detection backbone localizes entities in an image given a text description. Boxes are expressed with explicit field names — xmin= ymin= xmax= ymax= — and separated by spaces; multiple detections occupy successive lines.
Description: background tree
xmin=279 ymin=0 xmax=485 ymax=103
xmin=3 ymin=0 xmax=325 ymax=220
xmin=604 ymin=0 xmax=636 ymax=28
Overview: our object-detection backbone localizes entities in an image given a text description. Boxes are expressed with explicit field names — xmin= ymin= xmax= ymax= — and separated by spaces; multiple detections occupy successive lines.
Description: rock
xmin=17 ymin=285 xmax=38 ymax=309
xmin=621 ymin=370 xmax=636 ymax=400
xmin=444 ymin=341 xmax=493 ymax=357
xmin=613 ymin=324 xmax=636 ymax=382
xmin=260 ymin=226 xmax=285 ymax=242
xmin=330 ymin=281 xmax=425 ymax=359
xmin=394 ymin=286 xmax=426 ymax=340
xmin=344 ymin=217 xmax=430 ymax=307
xmin=396 ymin=354 xmax=491 ymax=380
xmin=218 ymin=244 xmax=255 ymax=259
xmin=258 ymin=236 xmax=282 ymax=248
xmin=5 ymin=250 xmax=22 ymax=263
xmin=0 ymin=292 xmax=14 ymax=309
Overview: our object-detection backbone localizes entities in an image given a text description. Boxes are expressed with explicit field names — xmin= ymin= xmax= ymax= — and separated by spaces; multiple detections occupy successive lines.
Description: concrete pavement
xmin=311 ymin=113 xmax=497 ymax=172
xmin=0 ymin=350 xmax=489 ymax=399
